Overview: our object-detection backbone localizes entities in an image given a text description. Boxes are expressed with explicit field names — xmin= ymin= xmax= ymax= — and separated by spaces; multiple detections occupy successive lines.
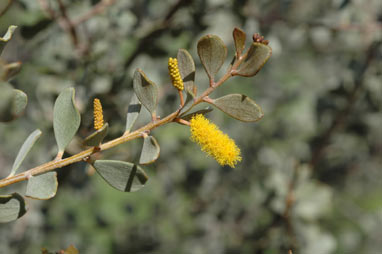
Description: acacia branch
xmin=38 ymin=0 xmax=82 ymax=51
xmin=0 ymin=53 xmax=247 ymax=188
xmin=56 ymin=0 xmax=79 ymax=47
xmin=72 ymin=0 xmax=116 ymax=26
xmin=283 ymin=163 xmax=299 ymax=251
xmin=37 ymin=0 xmax=56 ymax=19
xmin=310 ymin=41 xmax=381 ymax=168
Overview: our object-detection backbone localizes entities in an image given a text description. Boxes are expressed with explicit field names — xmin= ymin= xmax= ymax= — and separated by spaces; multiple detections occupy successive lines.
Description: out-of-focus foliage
xmin=0 ymin=0 xmax=381 ymax=253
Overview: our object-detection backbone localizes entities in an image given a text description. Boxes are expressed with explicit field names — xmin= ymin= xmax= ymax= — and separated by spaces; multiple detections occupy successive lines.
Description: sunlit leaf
xmin=9 ymin=129 xmax=42 ymax=177
xmin=0 ymin=193 xmax=27 ymax=223
xmin=233 ymin=27 xmax=246 ymax=57
xmin=53 ymin=87 xmax=81 ymax=153
xmin=208 ymin=94 xmax=263 ymax=122
xmin=133 ymin=69 xmax=158 ymax=115
xmin=235 ymin=42 xmax=272 ymax=77
xmin=93 ymin=160 xmax=148 ymax=192
xmin=125 ymin=94 xmax=141 ymax=133
xmin=25 ymin=172 xmax=58 ymax=200
xmin=83 ymin=123 xmax=108 ymax=146
xmin=197 ymin=34 xmax=227 ymax=80
xmin=0 ymin=25 xmax=17 ymax=54
xmin=139 ymin=136 xmax=160 ymax=165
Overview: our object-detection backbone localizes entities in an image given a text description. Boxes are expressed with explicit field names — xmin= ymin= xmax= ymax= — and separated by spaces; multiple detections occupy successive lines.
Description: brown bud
xmin=252 ymin=33 xmax=269 ymax=45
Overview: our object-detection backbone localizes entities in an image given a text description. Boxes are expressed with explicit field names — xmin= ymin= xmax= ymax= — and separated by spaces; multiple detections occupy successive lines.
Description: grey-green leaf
xmin=177 ymin=49 xmax=196 ymax=93
xmin=83 ymin=123 xmax=108 ymax=146
xmin=0 ymin=83 xmax=15 ymax=122
xmin=233 ymin=27 xmax=246 ymax=57
xmin=208 ymin=94 xmax=263 ymax=122
xmin=11 ymin=89 xmax=27 ymax=117
xmin=9 ymin=129 xmax=42 ymax=177
xmin=139 ymin=136 xmax=160 ymax=165
xmin=197 ymin=35 xmax=227 ymax=80
xmin=0 ymin=25 xmax=17 ymax=54
xmin=133 ymin=69 xmax=158 ymax=115
xmin=93 ymin=160 xmax=148 ymax=192
xmin=25 ymin=172 xmax=58 ymax=200
xmin=235 ymin=42 xmax=272 ymax=77
xmin=53 ymin=87 xmax=81 ymax=152
xmin=0 ymin=193 xmax=27 ymax=223
xmin=0 ymin=84 xmax=26 ymax=122
xmin=179 ymin=88 xmax=195 ymax=115
xmin=125 ymin=94 xmax=141 ymax=133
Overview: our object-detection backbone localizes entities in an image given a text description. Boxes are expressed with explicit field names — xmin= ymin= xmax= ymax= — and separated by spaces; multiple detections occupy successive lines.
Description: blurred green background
xmin=0 ymin=0 xmax=381 ymax=253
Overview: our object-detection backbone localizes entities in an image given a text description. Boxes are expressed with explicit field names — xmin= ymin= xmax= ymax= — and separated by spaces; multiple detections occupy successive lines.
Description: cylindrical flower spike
xmin=168 ymin=57 xmax=184 ymax=91
xmin=93 ymin=98 xmax=104 ymax=130
xmin=190 ymin=114 xmax=241 ymax=168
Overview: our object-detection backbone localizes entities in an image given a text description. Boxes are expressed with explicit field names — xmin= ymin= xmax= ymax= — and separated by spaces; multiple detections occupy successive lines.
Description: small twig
xmin=151 ymin=112 xmax=158 ymax=122
xmin=310 ymin=41 xmax=380 ymax=168
xmin=72 ymin=0 xmax=116 ymax=26
xmin=38 ymin=0 xmax=56 ymax=19
xmin=192 ymin=85 xmax=197 ymax=97
xmin=57 ymin=0 xmax=79 ymax=47
xmin=202 ymin=96 xmax=214 ymax=104
xmin=0 ymin=0 xmax=13 ymax=17
xmin=54 ymin=151 xmax=64 ymax=161
xmin=283 ymin=163 xmax=299 ymax=251
xmin=38 ymin=0 xmax=116 ymax=55
xmin=283 ymin=164 xmax=298 ymax=218
xmin=38 ymin=0 xmax=83 ymax=52
xmin=173 ymin=118 xmax=190 ymax=126
xmin=178 ymin=90 xmax=184 ymax=106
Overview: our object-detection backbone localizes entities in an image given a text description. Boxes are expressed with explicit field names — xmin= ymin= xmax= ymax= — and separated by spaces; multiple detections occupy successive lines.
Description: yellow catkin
xmin=93 ymin=98 xmax=104 ymax=130
xmin=190 ymin=114 xmax=242 ymax=168
xmin=168 ymin=57 xmax=184 ymax=91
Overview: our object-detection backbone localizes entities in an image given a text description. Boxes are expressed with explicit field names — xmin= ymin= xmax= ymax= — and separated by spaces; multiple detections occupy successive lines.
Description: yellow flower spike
xmin=168 ymin=57 xmax=184 ymax=91
xmin=93 ymin=98 xmax=104 ymax=130
xmin=190 ymin=114 xmax=241 ymax=168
